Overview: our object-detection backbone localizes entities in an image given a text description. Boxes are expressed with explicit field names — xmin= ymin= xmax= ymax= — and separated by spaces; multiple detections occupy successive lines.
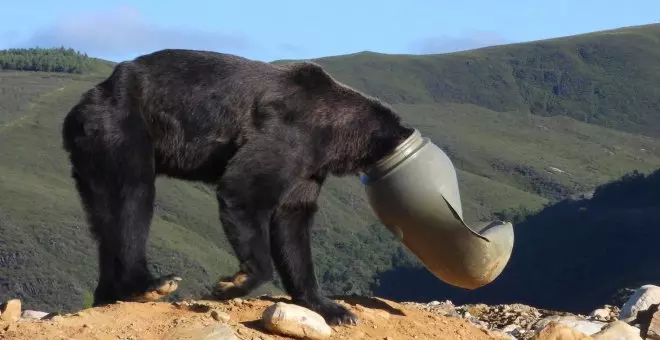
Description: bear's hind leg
xmin=210 ymin=144 xmax=286 ymax=299
xmin=65 ymin=105 xmax=181 ymax=306
xmin=270 ymin=177 xmax=359 ymax=326
xmin=210 ymin=209 xmax=273 ymax=300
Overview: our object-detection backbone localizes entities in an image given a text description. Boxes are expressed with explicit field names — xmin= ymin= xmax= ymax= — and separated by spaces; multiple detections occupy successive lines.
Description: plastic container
xmin=361 ymin=129 xmax=515 ymax=289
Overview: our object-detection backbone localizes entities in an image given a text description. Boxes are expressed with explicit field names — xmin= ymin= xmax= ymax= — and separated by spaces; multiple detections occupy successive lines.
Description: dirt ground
xmin=0 ymin=296 xmax=503 ymax=340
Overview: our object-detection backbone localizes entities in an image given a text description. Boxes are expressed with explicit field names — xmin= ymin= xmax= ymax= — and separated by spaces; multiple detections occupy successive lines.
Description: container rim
xmin=361 ymin=129 xmax=427 ymax=182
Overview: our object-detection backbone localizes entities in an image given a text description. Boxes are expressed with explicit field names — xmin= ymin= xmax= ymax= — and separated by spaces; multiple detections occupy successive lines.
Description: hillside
xmin=1 ymin=24 xmax=660 ymax=314
xmin=375 ymin=168 xmax=660 ymax=314
xmin=307 ymin=23 xmax=660 ymax=139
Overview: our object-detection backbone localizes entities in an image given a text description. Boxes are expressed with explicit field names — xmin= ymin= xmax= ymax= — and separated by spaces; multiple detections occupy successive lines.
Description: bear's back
xmin=132 ymin=49 xmax=279 ymax=82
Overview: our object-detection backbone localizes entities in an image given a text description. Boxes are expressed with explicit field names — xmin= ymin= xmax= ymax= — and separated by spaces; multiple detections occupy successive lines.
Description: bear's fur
xmin=61 ymin=48 xmax=414 ymax=325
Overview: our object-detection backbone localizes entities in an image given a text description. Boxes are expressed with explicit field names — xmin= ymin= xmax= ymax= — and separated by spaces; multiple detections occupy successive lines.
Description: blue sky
xmin=1 ymin=0 xmax=658 ymax=62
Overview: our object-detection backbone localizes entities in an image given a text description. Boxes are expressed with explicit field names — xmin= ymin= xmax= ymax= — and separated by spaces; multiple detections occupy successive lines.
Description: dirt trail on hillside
xmin=0 ymin=296 xmax=501 ymax=340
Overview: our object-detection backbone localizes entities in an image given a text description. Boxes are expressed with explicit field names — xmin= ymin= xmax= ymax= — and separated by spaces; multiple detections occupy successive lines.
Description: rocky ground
xmin=1 ymin=285 xmax=659 ymax=339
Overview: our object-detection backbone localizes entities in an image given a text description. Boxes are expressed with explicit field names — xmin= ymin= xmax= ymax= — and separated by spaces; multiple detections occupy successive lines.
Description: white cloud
xmin=17 ymin=5 xmax=251 ymax=59
xmin=410 ymin=30 xmax=510 ymax=54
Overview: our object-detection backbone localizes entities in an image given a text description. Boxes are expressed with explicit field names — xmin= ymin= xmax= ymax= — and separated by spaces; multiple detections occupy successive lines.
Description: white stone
xmin=620 ymin=285 xmax=660 ymax=320
xmin=592 ymin=320 xmax=642 ymax=340
xmin=261 ymin=302 xmax=332 ymax=340
xmin=589 ymin=308 xmax=610 ymax=321
xmin=535 ymin=315 xmax=607 ymax=336
xmin=21 ymin=310 xmax=49 ymax=320
xmin=501 ymin=324 xmax=519 ymax=333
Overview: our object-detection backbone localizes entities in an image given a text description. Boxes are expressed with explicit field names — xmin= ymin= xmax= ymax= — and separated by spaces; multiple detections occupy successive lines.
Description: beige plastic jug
xmin=361 ymin=129 xmax=515 ymax=289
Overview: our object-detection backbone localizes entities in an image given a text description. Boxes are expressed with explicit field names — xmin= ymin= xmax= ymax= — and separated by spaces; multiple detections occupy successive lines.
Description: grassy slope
xmin=1 ymin=24 xmax=660 ymax=311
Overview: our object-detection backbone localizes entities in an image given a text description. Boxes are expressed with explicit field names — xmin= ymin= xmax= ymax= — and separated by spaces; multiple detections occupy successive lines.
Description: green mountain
xmin=1 ymin=23 xmax=659 ymax=313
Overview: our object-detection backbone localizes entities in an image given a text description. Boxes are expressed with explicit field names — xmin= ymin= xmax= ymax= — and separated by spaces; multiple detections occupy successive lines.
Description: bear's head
xmin=277 ymin=61 xmax=415 ymax=176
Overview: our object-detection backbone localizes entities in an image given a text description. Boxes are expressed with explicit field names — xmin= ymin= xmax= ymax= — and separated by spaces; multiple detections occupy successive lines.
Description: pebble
xmin=21 ymin=310 xmax=49 ymax=320
xmin=211 ymin=310 xmax=231 ymax=322
xmin=501 ymin=324 xmax=519 ymax=333
xmin=261 ymin=302 xmax=331 ymax=340
xmin=589 ymin=309 xmax=610 ymax=322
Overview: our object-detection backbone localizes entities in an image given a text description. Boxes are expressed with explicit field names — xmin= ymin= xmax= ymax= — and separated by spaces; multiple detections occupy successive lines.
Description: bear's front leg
xmin=270 ymin=177 xmax=359 ymax=326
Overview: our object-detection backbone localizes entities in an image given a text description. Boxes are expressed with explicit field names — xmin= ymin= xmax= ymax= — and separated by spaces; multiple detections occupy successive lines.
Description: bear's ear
xmin=285 ymin=62 xmax=334 ymax=90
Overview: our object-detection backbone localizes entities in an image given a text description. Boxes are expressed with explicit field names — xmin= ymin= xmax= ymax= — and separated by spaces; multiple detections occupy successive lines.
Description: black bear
xmin=62 ymin=48 xmax=414 ymax=325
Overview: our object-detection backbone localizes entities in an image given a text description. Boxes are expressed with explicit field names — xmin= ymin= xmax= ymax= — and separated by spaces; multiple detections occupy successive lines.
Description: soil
xmin=0 ymin=296 xmax=502 ymax=340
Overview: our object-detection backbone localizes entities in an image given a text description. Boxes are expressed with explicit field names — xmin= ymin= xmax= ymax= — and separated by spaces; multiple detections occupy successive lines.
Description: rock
xmin=534 ymin=321 xmax=593 ymax=340
xmin=464 ymin=304 xmax=489 ymax=318
xmin=500 ymin=324 xmax=525 ymax=338
xmin=261 ymin=302 xmax=332 ymax=339
xmin=211 ymin=310 xmax=231 ymax=323
xmin=163 ymin=323 xmax=238 ymax=340
xmin=21 ymin=310 xmax=49 ymax=320
xmin=591 ymin=320 xmax=641 ymax=340
xmin=534 ymin=315 xmax=606 ymax=336
xmin=637 ymin=305 xmax=660 ymax=340
xmin=620 ymin=284 xmax=660 ymax=320
xmin=589 ymin=309 xmax=610 ymax=322
xmin=0 ymin=299 xmax=21 ymax=322
xmin=648 ymin=310 xmax=660 ymax=340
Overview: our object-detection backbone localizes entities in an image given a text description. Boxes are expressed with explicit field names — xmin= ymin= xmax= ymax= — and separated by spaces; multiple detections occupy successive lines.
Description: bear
xmin=61 ymin=48 xmax=415 ymax=325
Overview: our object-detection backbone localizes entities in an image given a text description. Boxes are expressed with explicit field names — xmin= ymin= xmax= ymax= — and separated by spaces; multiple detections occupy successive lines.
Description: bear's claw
xmin=129 ymin=274 xmax=182 ymax=302
xmin=210 ymin=272 xmax=251 ymax=300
